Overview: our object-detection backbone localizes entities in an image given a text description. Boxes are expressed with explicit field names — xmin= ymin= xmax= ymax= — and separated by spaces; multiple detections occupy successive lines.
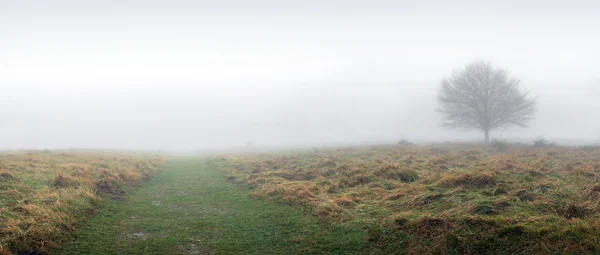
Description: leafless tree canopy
xmin=438 ymin=61 xmax=536 ymax=142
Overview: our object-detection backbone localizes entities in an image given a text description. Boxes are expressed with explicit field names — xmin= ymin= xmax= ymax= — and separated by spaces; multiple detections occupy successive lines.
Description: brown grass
xmin=0 ymin=150 xmax=166 ymax=255
xmin=211 ymin=144 xmax=600 ymax=253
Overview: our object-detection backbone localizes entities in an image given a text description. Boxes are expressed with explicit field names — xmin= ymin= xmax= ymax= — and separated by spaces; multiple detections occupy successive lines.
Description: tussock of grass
xmin=438 ymin=171 xmax=497 ymax=188
xmin=211 ymin=144 xmax=600 ymax=253
xmin=562 ymin=202 xmax=593 ymax=219
xmin=0 ymin=172 xmax=15 ymax=180
xmin=53 ymin=172 xmax=82 ymax=188
xmin=374 ymin=163 xmax=419 ymax=182
xmin=0 ymin=151 xmax=166 ymax=255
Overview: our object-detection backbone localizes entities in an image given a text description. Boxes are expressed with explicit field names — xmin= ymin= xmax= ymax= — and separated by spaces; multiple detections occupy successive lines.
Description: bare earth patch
xmin=128 ymin=232 xmax=150 ymax=240
xmin=176 ymin=244 xmax=215 ymax=255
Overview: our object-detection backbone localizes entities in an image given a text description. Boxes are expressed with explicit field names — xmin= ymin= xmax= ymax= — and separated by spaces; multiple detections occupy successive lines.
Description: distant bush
xmin=397 ymin=137 xmax=412 ymax=145
xmin=490 ymin=139 xmax=509 ymax=152
xmin=533 ymin=138 xmax=555 ymax=148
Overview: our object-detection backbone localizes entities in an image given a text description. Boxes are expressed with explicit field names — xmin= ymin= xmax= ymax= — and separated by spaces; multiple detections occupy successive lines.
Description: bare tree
xmin=438 ymin=61 xmax=536 ymax=143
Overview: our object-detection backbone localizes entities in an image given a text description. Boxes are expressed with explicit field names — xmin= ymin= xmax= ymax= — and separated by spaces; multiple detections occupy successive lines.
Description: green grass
xmin=56 ymin=157 xmax=369 ymax=255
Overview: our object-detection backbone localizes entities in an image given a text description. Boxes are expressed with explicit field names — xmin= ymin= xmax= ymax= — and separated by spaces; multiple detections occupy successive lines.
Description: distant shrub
xmin=397 ymin=138 xmax=412 ymax=145
xmin=533 ymin=138 xmax=555 ymax=148
xmin=490 ymin=139 xmax=509 ymax=152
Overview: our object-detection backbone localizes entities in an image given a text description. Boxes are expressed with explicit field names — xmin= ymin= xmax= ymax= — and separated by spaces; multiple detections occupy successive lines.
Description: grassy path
xmin=56 ymin=158 xmax=368 ymax=254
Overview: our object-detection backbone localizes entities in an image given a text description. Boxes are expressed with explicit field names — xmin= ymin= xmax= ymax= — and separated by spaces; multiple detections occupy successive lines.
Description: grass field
xmin=0 ymin=150 xmax=165 ymax=255
xmin=54 ymin=158 xmax=368 ymax=254
xmin=7 ymin=145 xmax=600 ymax=254
xmin=212 ymin=144 xmax=600 ymax=254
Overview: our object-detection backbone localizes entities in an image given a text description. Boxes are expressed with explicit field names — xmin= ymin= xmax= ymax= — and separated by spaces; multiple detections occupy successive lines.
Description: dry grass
xmin=211 ymin=144 xmax=600 ymax=254
xmin=0 ymin=150 xmax=166 ymax=255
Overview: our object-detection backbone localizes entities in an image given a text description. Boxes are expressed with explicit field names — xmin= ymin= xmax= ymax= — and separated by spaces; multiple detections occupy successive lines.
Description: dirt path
xmin=56 ymin=158 xmax=367 ymax=254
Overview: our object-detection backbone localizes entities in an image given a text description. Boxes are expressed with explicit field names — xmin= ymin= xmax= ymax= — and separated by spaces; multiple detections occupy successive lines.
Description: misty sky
xmin=1 ymin=0 xmax=599 ymax=150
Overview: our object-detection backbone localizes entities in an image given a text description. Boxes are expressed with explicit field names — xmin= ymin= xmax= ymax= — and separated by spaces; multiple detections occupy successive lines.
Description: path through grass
xmin=56 ymin=158 xmax=368 ymax=254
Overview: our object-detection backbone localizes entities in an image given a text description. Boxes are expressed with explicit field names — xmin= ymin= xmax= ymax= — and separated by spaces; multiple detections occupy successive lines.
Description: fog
xmin=1 ymin=0 xmax=599 ymax=151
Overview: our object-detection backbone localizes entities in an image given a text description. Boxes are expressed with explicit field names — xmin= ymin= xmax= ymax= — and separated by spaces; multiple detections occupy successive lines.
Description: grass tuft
xmin=438 ymin=171 xmax=497 ymax=188
xmin=52 ymin=173 xmax=81 ymax=188
xmin=374 ymin=163 xmax=419 ymax=182
xmin=562 ymin=202 xmax=593 ymax=219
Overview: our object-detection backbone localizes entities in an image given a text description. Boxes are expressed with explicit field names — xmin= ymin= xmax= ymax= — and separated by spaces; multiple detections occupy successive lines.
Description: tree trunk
xmin=484 ymin=129 xmax=490 ymax=143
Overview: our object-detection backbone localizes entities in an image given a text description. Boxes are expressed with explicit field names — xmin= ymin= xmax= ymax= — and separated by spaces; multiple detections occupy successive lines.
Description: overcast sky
xmin=1 ymin=0 xmax=599 ymax=150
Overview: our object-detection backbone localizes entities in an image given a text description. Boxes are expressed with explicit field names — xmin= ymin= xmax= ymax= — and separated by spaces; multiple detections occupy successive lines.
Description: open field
xmin=8 ymin=145 xmax=600 ymax=254
xmin=212 ymin=144 xmax=600 ymax=254
xmin=54 ymin=158 xmax=367 ymax=255
xmin=0 ymin=150 xmax=165 ymax=255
